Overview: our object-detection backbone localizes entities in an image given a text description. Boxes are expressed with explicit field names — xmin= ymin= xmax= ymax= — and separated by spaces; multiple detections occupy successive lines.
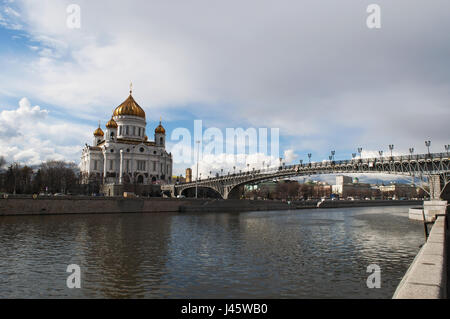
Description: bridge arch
xmin=180 ymin=186 xmax=223 ymax=198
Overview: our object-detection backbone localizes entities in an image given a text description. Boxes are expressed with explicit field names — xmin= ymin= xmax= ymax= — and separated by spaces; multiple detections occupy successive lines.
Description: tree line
xmin=0 ymin=156 xmax=79 ymax=194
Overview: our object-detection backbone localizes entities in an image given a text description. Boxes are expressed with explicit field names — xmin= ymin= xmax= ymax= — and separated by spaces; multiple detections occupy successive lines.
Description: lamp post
xmin=247 ymin=163 xmax=250 ymax=173
xmin=425 ymin=140 xmax=431 ymax=155
xmin=233 ymin=166 xmax=236 ymax=174
xmin=221 ymin=168 xmax=223 ymax=176
xmin=331 ymin=150 xmax=335 ymax=161
xmin=389 ymin=144 xmax=394 ymax=157
xmin=378 ymin=150 xmax=383 ymax=157
xmin=195 ymin=140 xmax=200 ymax=198
xmin=409 ymin=147 xmax=415 ymax=186
xmin=352 ymin=153 xmax=356 ymax=160
xmin=445 ymin=144 xmax=450 ymax=156
xmin=299 ymin=159 xmax=303 ymax=167
xmin=308 ymin=153 xmax=312 ymax=165
xmin=357 ymin=147 xmax=362 ymax=159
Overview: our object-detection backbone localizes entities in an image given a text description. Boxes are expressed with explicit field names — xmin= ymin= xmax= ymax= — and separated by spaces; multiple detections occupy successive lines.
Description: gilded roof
xmin=106 ymin=117 xmax=118 ymax=128
xmin=113 ymin=93 xmax=146 ymax=119
xmin=155 ymin=121 xmax=165 ymax=134
xmin=93 ymin=127 xmax=104 ymax=136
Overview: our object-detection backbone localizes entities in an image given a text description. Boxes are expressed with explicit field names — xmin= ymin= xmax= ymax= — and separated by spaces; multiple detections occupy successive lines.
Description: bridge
xmin=163 ymin=152 xmax=450 ymax=200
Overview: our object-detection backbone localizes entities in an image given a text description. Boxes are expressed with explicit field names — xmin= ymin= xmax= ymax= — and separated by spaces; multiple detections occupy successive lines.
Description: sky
xmin=0 ymin=0 xmax=449 ymax=181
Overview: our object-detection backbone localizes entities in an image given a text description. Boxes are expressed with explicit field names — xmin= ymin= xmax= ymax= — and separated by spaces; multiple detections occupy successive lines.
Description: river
xmin=0 ymin=206 xmax=424 ymax=298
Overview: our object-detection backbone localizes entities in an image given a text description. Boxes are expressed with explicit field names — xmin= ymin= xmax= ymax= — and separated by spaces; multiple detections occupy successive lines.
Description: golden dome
xmin=155 ymin=121 xmax=165 ymax=134
xmin=106 ymin=117 xmax=118 ymax=128
xmin=113 ymin=90 xmax=146 ymax=119
xmin=93 ymin=126 xmax=104 ymax=137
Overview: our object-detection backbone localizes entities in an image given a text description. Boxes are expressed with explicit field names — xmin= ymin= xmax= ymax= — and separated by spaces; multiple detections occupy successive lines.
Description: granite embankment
xmin=0 ymin=196 xmax=421 ymax=216
xmin=393 ymin=215 xmax=448 ymax=299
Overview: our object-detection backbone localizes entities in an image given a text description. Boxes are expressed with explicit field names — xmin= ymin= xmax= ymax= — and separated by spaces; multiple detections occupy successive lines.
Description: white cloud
xmin=283 ymin=149 xmax=297 ymax=163
xmin=0 ymin=98 xmax=91 ymax=166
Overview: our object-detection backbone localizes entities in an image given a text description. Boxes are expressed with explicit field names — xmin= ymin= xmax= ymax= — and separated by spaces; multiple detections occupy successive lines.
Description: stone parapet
xmin=393 ymin=215 xmax=447 ymax=299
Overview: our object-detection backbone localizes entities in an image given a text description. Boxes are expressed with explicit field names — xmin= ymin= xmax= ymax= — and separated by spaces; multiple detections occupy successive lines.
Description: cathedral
xmin=80 ymin=86 xmax=173 ymax=196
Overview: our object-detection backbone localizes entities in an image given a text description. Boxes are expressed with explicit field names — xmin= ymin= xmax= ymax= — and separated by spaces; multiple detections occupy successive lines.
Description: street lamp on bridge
xmin=307 ymin=153 xmax=312 ymax=165
xmin=409 ymin=148 xmax=414 ymax=158
xmin=357 ymin=148 xmax=362 ymax=159
xmin=352 ymin=153 xmax=356 ymax=160
xmin=425 ymin=140 xmax=431 ymax=155
xmin=445 ymin=145 xmax=450 ymax=155
xmin=389 ymin=144 xmax=394 ymax=157
xmin=378 ymin=150 xmax=383 ymax=157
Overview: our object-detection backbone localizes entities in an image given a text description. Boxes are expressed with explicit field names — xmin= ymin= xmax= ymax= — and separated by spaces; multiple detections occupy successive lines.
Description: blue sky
xmin=0 ymin=0 xmax=449 ymax=180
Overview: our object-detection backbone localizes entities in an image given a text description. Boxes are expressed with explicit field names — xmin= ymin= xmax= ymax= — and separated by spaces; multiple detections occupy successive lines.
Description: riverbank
xmin=393 ymin=215 xmax=448 ymax=298
xmin=0 ymin=197 xmax=422 ymax=216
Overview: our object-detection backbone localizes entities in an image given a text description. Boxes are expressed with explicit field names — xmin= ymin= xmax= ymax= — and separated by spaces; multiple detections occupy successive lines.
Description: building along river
xmin=0 ymin=205 xmax=424 ymax=298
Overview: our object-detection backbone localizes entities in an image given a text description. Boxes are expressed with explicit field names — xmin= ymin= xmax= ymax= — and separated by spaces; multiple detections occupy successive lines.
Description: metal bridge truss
xmin=168 ymin=152 xmax=450 ymax=199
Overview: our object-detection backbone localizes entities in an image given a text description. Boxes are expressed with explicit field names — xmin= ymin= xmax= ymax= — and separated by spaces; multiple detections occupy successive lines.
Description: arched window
xmin=160 ymin=137 xmax=163 ymax=145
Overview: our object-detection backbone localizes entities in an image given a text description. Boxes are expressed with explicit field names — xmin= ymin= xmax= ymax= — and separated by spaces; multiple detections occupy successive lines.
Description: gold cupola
xmin=93 ymin=126 xmax=104 ymax=137
xmin=112 ymin=84 xmax=146 ymax=119
xmin=155 ymin=120 xmax=165 ymax=134
xmin=106 ymin=117 xmax=118 ymax=128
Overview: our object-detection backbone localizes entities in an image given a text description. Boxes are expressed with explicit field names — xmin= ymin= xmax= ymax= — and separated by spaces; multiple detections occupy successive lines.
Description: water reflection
xmin=0 ymin=206 xmax=423 ymax=298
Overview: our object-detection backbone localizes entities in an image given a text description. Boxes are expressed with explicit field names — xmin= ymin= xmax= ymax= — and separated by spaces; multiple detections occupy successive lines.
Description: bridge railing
xmin=176 ymin=152 xmax=449 ymax=186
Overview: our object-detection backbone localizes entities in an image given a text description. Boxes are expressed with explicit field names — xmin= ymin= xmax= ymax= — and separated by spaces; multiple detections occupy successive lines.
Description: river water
xmin=0 ymin=206 xmax=424 ymax=298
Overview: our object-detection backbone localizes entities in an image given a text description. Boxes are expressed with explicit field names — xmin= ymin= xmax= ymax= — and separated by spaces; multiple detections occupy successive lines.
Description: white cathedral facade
xmin=80 ymin=87 xmax=173 ymax=196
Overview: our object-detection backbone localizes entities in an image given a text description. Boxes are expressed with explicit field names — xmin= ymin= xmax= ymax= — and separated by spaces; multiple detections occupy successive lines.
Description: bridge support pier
xmin=429 ymin=175 xmax=442 ymax=200
xmin=417 ymin=175 xmax=448 ymax=222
